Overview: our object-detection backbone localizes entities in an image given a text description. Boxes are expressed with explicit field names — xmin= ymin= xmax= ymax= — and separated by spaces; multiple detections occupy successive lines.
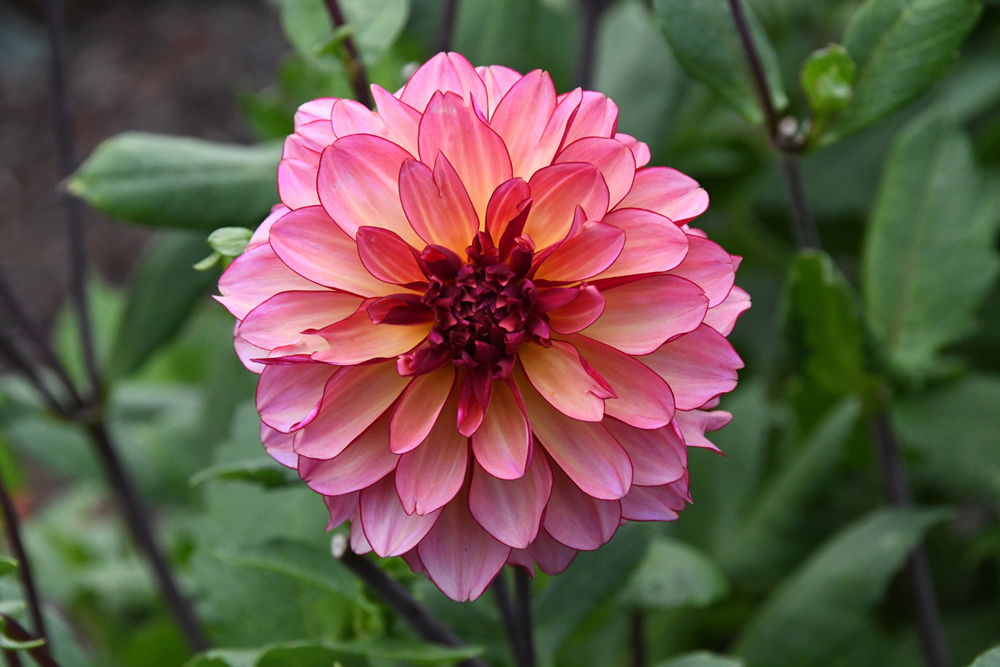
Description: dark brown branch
xmin=436 ymin=0 xmax=460 ymax=53
xmin=336 ymin=546 xmax=488 ymax=667
xmin=324 ymin=0 xmax=373 ymax=108
xmin=0 ymin=471 xmax=47 ymax=645
xmin=513 ymin=567 xmax=536 ymax=667
xmin=0 ymin=615 xmax=60 ymax=667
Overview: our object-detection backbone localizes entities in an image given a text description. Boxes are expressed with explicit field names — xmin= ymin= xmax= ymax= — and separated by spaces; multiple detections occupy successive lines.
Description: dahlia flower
xmin=218 ymin=53 xmax=749 ymax=602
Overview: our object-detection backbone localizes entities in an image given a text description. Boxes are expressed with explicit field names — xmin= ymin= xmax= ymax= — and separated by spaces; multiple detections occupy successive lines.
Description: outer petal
xmin=666 ymin=236 xmax=736 ymax=307
xmin=239 ymin=291 xmax=362 ymax=349
xmin=563 ymin=91 xmax=618 ymax=144
xmin=294 ymin=98 xmax=336 ymax=128
xmin=603 ymin=419 xmax=687 ymax=487
xmin=217 ymin=243 xmax=324 ymax=320
xmin=351 ymin=519 xmax=373 ymax=554
xmin=268 ymin=206 xmax=400 ymax=297
xmin=640 ymin=324 xmax=743 ymax=411
xmin=595 ymin=208 xmax=690 ymax=280
xmin=533 ymin=222 xmax=625 ymax=283
xmin=235 ymin=326 xmax=268 ymax=374
xmin=571 ymin=335 xmax=675 ymax=429
xmin=476 ymin=64 xmax=523 ymax=117
xmin=620 ymin=479 xmax=688 ymax=521
xmin=519 ymin=340 xmax=613 ymax=422
xmin=324 ymin=492 xmax=359 ymax=528
xmin=469 ymin=451 xmax=553 ymax=549
xmin=298 ymin=411 xmax=399 ymax=495
xmin=256 ymin=363 xmax=338 ymax=433
xmin=517 ymin=368 xmax=632 ymax=500
xmin=419 ymin=91 xmax=513 ymax=222
xmin=703 ymin=286 xmax=751 ymax=336
xmin=543 ymin=465 xmax=621 ymax=551
xmin=278 ymin=156 xmax=321 ymax=209
xmin=616 ymin=167 xmax=709 ymax=224
xmin=261 ymin=424 xmax=297 ymax=468
xmin=490 ymin=70 xmax=558 ymax=179
xmin=372 ymin=85 xmax=421 ymax=156
xmin=293 ymin=362 xmax=410 ymax=459
xmin=556 ymin=137 xmax=636 ymax=208
xmin=583 ymin=275 xmax=708 ymax=355
xmin=395 ymin=395 xmax=468 ymax=515
xmin=331 ymin=98 xmax=386 ymax=138
xmin=317 ymin=135 xmax=422 ymax=246
xmin=522 ymin=528 xmax=578 ymax=576
xmin=312 ymin=310 xmax=430 ymax=365
xmin=360 ymin=472 xmax=440 ymax=558
xmin=399 ymin=156 xmax=479 ymax=253
xmin=390 ymin=365 xmax=456 ymax=454
xmin=615 ymin=133 xmax=651 ymax=168
xmin=674 ymin=409 xmax=732 ymax=452
xmin=523 ymin=163 xmax=610 ymax=250
xmin=401 ymin=52 xmax=489 ymax=113
xmin=471 ymin=378 xmax=531 ymax=479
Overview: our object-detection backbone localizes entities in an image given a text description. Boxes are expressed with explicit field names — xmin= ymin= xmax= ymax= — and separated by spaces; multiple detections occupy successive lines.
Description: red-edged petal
xmin=295 ymin=98 xmax=336 ymax=128
xmin=390 ymin=365 xmax=456 ymax=454
xmin=485 ymin=178 xmax=531 ymax=241
xmin=371 ymin=85 xmax=421 ymax=156
xmin=543 ymin=464 xmax=621 ymax=550
xmin=556 ymin=137 xmax=635 ymax=208
xmin=256 ymin=363 xmax=338 ymax=433
xmin=563 ymin=91 xmax=618 ymax=144
xmin=596 ymin=208 xmax=690 ymax=279
xmin=534 ymin=221 xmax=625 ymax=283
xmin=673 ymin=409 xmax=733 ymax=451
xmin=360 ymin=472 xmax=440 ymax=557
xmin=582 ymin=275 xmax=708 ymax=355
xmin=401 ymin=52 xmax=489 ymax=113
xmin=298 ymin=411 xmax=399 ymax=495
xmin=293 ymin=362 xmax=410 ymax=459
xmin=351 ymin=519 xmax=373 ymax=554
xmin=471 ymin=378 xmax=531 ymax=479
xmin=524 ymin=163 xmax=610 ymax=251
xmin=356 ymin=227 xmax=426 ymax=286
xmin=703 ymin=285 xmax=750 ymax=336
xmin=419 ymin=91 xmax=513 ymax=222
xmin=395 ymin=395 xmax=468 ymax=515
xmin=543 ymin=285 xmax=606 ymax=334
xmin=324 ymin=492 xmax=359 ymax=528
xmin=666 ymin=236 xmax=736 ymax=307
xmin=399 ymin=156 xmax=479 ymax=253
xmin=616 ymin=167 xmax=708 ymax=224
xmin=239 ymin=291 xmax=362 ymax=349
xmin=476 ymin=64 xmax=523 ymax=117
xmin=278 ymin=156 xmax=320 ymax=209
xmin=620 ymin=474 xmax=689 ymax=521
xmin=641 ymin=324 xmax=743 ymax=410
xmin=235 ymin=330 xmax=267 ymax=374
xmin=522 ymin=528 xmax=578 ymax=576
xmin=312 ymin=310 xmax=430 ymax=365
xmin=469 ymin=451 xmax=552 ymax=549
xmin=603 ymin=419 xmax=687 ymax=486
xmin=615 ymin=133 xmax=651 ymax=168
xmin=331 ymin=98 xmax=386 ymax=138
xmin=491 ymin=70 xmax=558 ymax=179
xmin=261 ymin=424 xmax=297 ymax=468
xmin=217 ymin=243 xmax=324 ymax=320
xmin=519 ymin=340 xmax=613 ymax=422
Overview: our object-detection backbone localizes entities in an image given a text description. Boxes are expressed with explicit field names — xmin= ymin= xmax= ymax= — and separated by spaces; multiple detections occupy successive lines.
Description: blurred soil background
xmin=0 ymin=0 xmax=285 ymax=329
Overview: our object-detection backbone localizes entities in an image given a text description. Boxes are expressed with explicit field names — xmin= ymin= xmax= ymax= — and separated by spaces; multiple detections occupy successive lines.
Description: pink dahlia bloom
xmin=218 ymin=53 xmax=750 ymax=602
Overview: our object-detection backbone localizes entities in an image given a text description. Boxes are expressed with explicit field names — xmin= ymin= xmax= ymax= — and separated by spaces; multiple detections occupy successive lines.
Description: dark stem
xmin=0 ymin=334 xmax=66 ymax=418
xmin=436 ymin=0 xmax=460 ymax=53
xmin=337 ymin=547 xmax=489 ymax=667
xmin=2 ymin=649 xmax=23 ymax=667
xmin=726 ymin=0 xmax=779 ymax=135
xmin=575 ymin=0 xmax=610 ymax=89
xmin=630 ymin=611 xmax=645 ymax=667
xmin=492 ymin=571 xmax=530 ymax=667
xmin=324 ymin=0 xmax=373 ymax=108
xmin=779 ymin=158 xmax=820 ymax=250
xmin=41 ymin=0 xmax=101 ymax=397
xmin=869 ymin=412 xmax=952 ymax=667
xmin=513 ymin=567 xmax=536 ymax=667
xmin=0 ymin=473 xmax=47 ymax=644
xmin=86 ymin=423 xmax=209 ymax=653
xmin=0 ymin=615 xmax=61 ymax=667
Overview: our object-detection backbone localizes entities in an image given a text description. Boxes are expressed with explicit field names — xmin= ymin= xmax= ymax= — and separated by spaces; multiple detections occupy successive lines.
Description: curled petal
xmin=390 ymin=365 xmax=456 ymax=454
xmin=256 ymin=363 xmax=338 ymax=433
xmin=543 ymin=465 xmax=621 ymax=551
xmin=399 ymin=156 xmax=479 ymax=253
xmin=519 ymin=340 xmax=613 ymax=422
xmin=401 ymin=52 xmax=489 ymax=113
xmin=396 ymin=395 xmax=469 ymax=515
xmin=640 ymin=324 xmax=743 ymax=411
xmin=239 ymin=291 xmax=362 ymax=350
xmin=603 ymin=419 xmax=686 ymax=487
xmin=469 ymin=451 xmax=552 ymax=549
xmin=556 ymin=137 xmax=636 ymax=208
xmin=544 ymin=285 xmax=606 ymax=335
xmin=596 ymin=208 xmax=690 ymax=280
xmin=485 ymin=178 xmax=531 ymax=242
xmin=261 ymin=424 xmax=297 ymax=468
xmin=534 ymin=222 xmax=624 ymax=283
xmin=356 ymin=227 xmax=426 ymax=286
xmin=666 ymin=236 xmax=736 ymax=307
xmin=673 ymin=409 xmax=732 ymax=452
xmin=324 ymin=492 xmax=359 ymax=529
xmin=299 ymin=411 xmax=399 ymax=495
xmin=616 ymin=167 xmax=708 ymax=224
xmin=360 ymin=473 xmax=440 ymax=557
xmin=703 ymin=286 xmax=751 ymax=336
xmin=524 ymin=163 xmax=610 ymax=251
xmin=471 ymin=378 xmax=531 ymax=479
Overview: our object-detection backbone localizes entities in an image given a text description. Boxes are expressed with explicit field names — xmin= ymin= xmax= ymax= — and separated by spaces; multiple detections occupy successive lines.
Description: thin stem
xmin=2 ymin=649 xmax=23 ymax=667
xmin=86 ymin=423 xmax=209 ymax=653
xmin=492 ymin=571 xmax=530 ymax=667
xmin=41 ymin=0 xmax=101 ymax=398
xmin=436 ymin=0 xmax=460 ymax=53
xmin=0 ymin=615 xmax=61 ymax=667
xmin=870 ymin=412 xmax=952 ymax=667
xmin=575 ymin=0 xmax=611 ymax=89
xmin=726 ymin=0 xmax=779 ymax=136
xmin=324 ymin=0 xmax=373 ymax=108
xmin=0 ymin=335 xmax=66 ymax=418
xmin=0 ymin=470 xmax=47 ymax=644
xmin=779 ymin=158 xmax=820 ymax=250
xmin=630 ymin=611 xmax=645 ymax=667
xmin=513 ymin=567 xmax=536 ymax=667
xmin=336 ymin=546 xmax=489 ymax=667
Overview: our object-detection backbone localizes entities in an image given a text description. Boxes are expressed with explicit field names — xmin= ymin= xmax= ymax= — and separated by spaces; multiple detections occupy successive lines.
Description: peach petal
xmin=471 ymin=378 xmax=531 ymax=479
xmin=395 ymin=395 xmax=468 ymax=515
xmin=239 ymin=291 xmax=362 ymax=350
xmin=356 ymin=227 xmax=426 ymax=286
xmin=390 ymin=365 xmax=456 ymax=454
xmin=278 ymin=157 xmax=321 ymax=209
xmin=401 ymin=52 xmax=489 ymax=113
xmin=615 ymin=133 xmax=651 ymax=168
xmin=469 ymin=451 xmax=552 ymax=549
xmin=596 ymin=208 xmax=690 ymax=280
xmin=673 ymin=409 xmax=733 ymax=452
xmin=616 ymin=167 xmax=709 ymax=224
xmin=666 ymin=236 xmax=736 ymax=307
xmin=491 ymin=70 xmax=558 ymax=179
xmin=298 ymin=411 xmax=399 ymax=495
xmin=641 ymin=324 xmax=743 ymax=411
xmin=556 ymin=137 xmax=636 ymax=208
xmin=294 ymin=98 xmax=336 ymax=128
xmin=476 ymin=64 xmax=523 ymax=117
xmin=360 ymin=472 xmax=441 ymax=557
xmin=256 ymin=363 xmax=338 ymax=433
xmin=543 ymin=285 xmax=606 ymax=335
xmin=261 ymin=424 xmax=298 ymax=468
xmin=563 ymin=91 xmax=618 ymax=145
xmin=533 ymin=221 xmax=625 ymax=283
xmin=524 ymin=163 xmax=610 ymax=250
xmin=217 ymin=243 xmax=324 ymax=320
xmin=331 ymin=98 xmax=387 ymax=138
xmin=620 ymin=479 xmax=688 ymax=521
xmin=519 ymin=340 xmax=613 ymax=422
xmin=312 ymin=309 xmax=430 ymax=365
xmin=399 ymin=156 xmax=480 ymax=253
xmin=324 ymin=492 xmax=359 ymax=529
xmin=371 ymin=85 xmax=421 ymax=156
xmin=523 ymin=528 xmax=578 ymax=576
xmin=485 ymin=177 xmax=531 ymax=241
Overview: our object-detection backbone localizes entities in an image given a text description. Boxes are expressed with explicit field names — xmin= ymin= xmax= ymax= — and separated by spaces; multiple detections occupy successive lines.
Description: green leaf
xmin=0 ymin=556 xmax=18 ymax=578
xmin=785 ymin=251 xmax=875 ymax=397
xmin=69 ymin=133 xmax=280 ymax=230
xmin=208 ymin=227 xmax=253 ymax=258
xmin=656 ymin=653 xmax=745 ymax=667
xmin=654 ymin=0 xmax=787 ymax=124
xmin=735 ymin=507 xmax=951 ymax=667
xmin=969 ymin=646 xmax=1000 ymax=667
xmin=253 ymin=643 xmax=365 ymax=667
xmin=217 ymin=538 xmax=358 ymax=600
xmin=862 ymin=112 xmax=1000 ymax=379
xmin=190 ymin=459 xmax=299 ymax=490
xmin=829 ymin=0 xmax=981 ymax=141
xmin=801 ymin=44 xmax=856 ymax=138
xmin=275 ymin=0 xmax=409 ymax=68
xmin=106 ymin=232 xmax=219 ymax=380
xmin=620 ymin=537 xmax=729 ymax=610
xmin=326 ymin=639 xmax=484 ymax=664
xmin=186 ymin=650 xmax=257 ymax=667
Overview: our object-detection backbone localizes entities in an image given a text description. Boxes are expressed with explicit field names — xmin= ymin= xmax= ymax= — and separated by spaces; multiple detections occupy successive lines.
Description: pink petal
xmin=476 ymin=65 xmax=523 ymax=117
xmin=235 ymin=326 xmax=268 ymax=374
xmin=395 ymin=396 xmax=469 ymax=515
xmin=419 ymin=91 xmax=513 ymax=222
xmin=390 ymin=365 xmax=456 ymax=454
xmin=372 ymin=85 xmax=421 ymax=156
xmin=673 ymin=409 xmax=732 ymax=452
xmin=703 ymin=286 xmax=751 ymax=336
xmin=324 ymin=492 xmax=359 ymax=529
xmin=248 ymin=205 xmax=291 ymax=252
xmin=523 ymin=528 xmax=578 ymax=576
xmin=543 ymin=285 xmax=606 ymax=335
xmin=399 ymin=156 xmax=479 ymax=253
xmin=519 ymin=340 xmax=613 ymax=422
xmin=543 ymin=464 xmax=621 ymax=551
xmin=401 ymin=52 xmax=489 ymax=113
xmin=563 ymin=91 xmax=618 ymax=145
xmin=239 ymin=291 xmax=362 ymax=350
xmin=620 ymin=481 xmax=688 ymax=521
xmin=616 ymin=167 xmax=709 ymax=224
xmin=615 ymin=133 xmax=651 ymax=168
xmin=533 ymin=221 xmax=625 ymax=283
xmin=295 ymin=98 xmax=336 ymax=128
xmin=469 ymin=451 xmax=553 ymax=548
xmin=351 ymin=519 xmax=373 ymax=554
xmin=261 ymin=424 xmax=297 ymax=468
xmin=401 ymin=547 xmax=424 ymax=574
xmin=299 ymin=411 xmax=399 ymax=495
xmin=556 ymin=137 xmax=636 ymax=208
xmin=312 ymin=310 xmax=430 ymax=365
xmin=523 ymin=163 xmax=610 ymax=251
xmin=355 ymin=227 xmax=426 ymax=286
xmin=640 ymin=324 xmax=743 ymax=411
xmin=490 ymin=70 xmax=558 ymax=179
xmin=317 ymin=134 xmax=423 ymax=246
xmin=331 ymin=98 xmax=387 ymax=139
xmin=268 ymin=206 xmax=400 ymax=297
xmin=278 ymin=157 xmax=321 ymax=209
xmin=666 ymin=236 xmax=736 ymax=307
xmin=571 ymin=335 xmax=675 ymax=429
xmin=582 ymin=275 xmax=708 ymax=355
xmin=217 ymin=243 xmax=324 ymax=320
xmin=603 ymin=419 xmax=687 ymax=486
xmin=256 ymin=363 xmax=338 ymax=433
xmin=417 ymin=485 xmax=511 ymax=602
xmin=293 ymin=361 xmax=410 ymax=459
xmin=360 ymin=472 xmax=441 ymax=557
xmin=517 ymin=369 xmax=632 ymax=500
xmin=471 ymin=378 xmax=531 ymax=479
xmin=596 ymin=208 xmax=690 ymax=280
xmin=485 ymin=178 xmax=531 ymax=241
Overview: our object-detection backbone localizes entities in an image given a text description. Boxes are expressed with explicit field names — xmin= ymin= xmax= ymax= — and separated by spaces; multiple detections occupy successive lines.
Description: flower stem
xmin=0 ymin=615 xmax=61 ymax=667
xmin=336 ymin=546 xmax=489 ymax=667
xmin=492 ymin=570 xmax=531 ymax=667
xmin=513 ymin=567 xmax=536 ymax=667
xmin=0 ymin=470 xmax=47 ymax=645
xmin=323 ymin=0 xmax=373 ymax=108
xmin=436 ymin=0 xmax=460 ymax=53
xmin=575 ymin=0 xmax=612 ymax=89
xmin=630 ymin=611 xmax=645 ymax=667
